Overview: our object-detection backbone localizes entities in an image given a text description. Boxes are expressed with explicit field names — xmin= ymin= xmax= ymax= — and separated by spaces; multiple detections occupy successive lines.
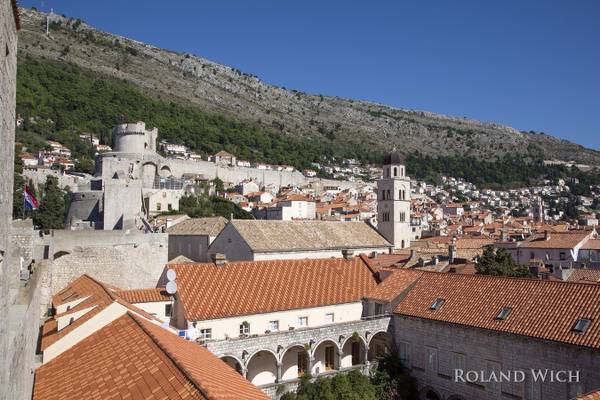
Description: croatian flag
xmin=24 ymin=185 xmax=39 ymax=211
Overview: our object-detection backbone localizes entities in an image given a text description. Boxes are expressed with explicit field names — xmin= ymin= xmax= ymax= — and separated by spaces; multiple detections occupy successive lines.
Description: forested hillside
xmin=16 ymin=56 xmax=600 ymax=191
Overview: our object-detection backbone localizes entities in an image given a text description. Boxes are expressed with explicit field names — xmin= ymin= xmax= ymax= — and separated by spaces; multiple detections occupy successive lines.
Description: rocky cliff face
xmin=17 ymin=8 xmax=600 ymax=165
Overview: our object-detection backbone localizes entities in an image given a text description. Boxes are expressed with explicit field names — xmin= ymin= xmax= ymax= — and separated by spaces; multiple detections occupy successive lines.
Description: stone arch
xmin=53 ymin=250 xmax=70 ymax=260
xmin=159 ymin=165 xmax=172 ymax=178
xmin=341 ymin=334 xmax=367 ymax=368
xmin=220 ymin=355 xmax=243 ymax=375
xmin=280 ymin=345 xmax=310 ymax=381
xmin=246 ymin=349 xmax=278 ymax=386
xmin=141 ymin=162 xmax=157 ymax=187
xmin=419 ymin=386 xmax=442 ymax=400
xmin=367 ymin=331 xmax=392 ymax=362
xmin=311 ymin=339 xmax=340 ymax=375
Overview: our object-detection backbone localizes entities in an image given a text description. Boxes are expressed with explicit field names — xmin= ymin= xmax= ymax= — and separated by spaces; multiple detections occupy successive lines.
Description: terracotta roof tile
xmin=33 ymin=313 xmax=268 ymax=400
xmin=228 ymin=220 xmax=391 ymax=252
xmin=41 ymin=275 xmax=161 ymax=351
xmin=579 ymin=390 xmax=600 ymax=400
xmin=168 ymin=257 xmax=380 ymax=321
xmin=367 ymin=269 xmax=424 ymax=302
xmin=118 ymin=288 xmax=172 ymax=303
xmin=394 ymin=272 xmax=600 ymax=349
xmin=566 ymin=269 xmax=600 ymax=284
xmin=520 ymin=232 xmax=591 ymax=249
xmin=167 ymin=217 xmax=228 ymax=236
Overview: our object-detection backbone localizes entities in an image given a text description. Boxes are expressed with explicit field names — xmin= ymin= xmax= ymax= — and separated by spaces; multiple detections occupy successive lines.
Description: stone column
xmin=276 ymin=362 xmax=282 ymax=383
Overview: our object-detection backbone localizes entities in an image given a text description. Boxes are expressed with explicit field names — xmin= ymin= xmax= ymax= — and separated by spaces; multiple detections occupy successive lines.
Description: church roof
xmin=383 ymin=150 xmax=405 ymax=165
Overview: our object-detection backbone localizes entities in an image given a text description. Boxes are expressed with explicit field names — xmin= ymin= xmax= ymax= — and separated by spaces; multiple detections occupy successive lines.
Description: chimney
xmin=370 ymin=251 xmax=378 ymax=259
xmin=211 ymin=253 xmax=227 ymax=267
xmin=410 ymin=249 xmax=416 ymax=259
xmin=544 ymin=230 xmax=550 ymax=241
xmin=342 ymin=249 xmax=354 ymax=260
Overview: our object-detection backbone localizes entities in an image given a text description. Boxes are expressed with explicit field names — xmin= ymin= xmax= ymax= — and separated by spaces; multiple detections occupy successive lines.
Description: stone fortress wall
xmin=67 ymin=121 xmax=356 ymax=230
xmin=0 ymin=3 xmax=43 ymax=400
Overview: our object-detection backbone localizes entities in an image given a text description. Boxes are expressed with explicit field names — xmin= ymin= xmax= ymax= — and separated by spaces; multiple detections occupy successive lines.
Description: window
xmin=325 ymin=346 xmax=335 ymax=370
xmin=530 ymin=252 xmax=535 ymax=260
xmin=325 ymin=313 xmax=335 ymax=323
xmin=559 ymin=251 xmax=566 ymax=260
xmin=199 ymin=328 xmax=212 ymax=340
xmin=524 ymin=373 xmax=541 ymax=400
xmin=298 ymin=316 xmax=308 ymax=327
xmin=496 ymin=307 xmax=512 ymax=320
xmin=374 ymin=303 xmax=384 ymax=316
xmin=165 ymin=303 xmax=172 ymax=317
xmin=429 ymin=298 xmax=445 ymax=310
xmin=399 ymin=341 xmax=411 ymax=367
xmin=451 ymin=353 xmax=465 ymax=381
xmin=485 ymin=361 xmax=500 ymax=394
xmin=393 ymin=167 xmax=398 ymax=177
xmin=425 ymin=347 xmax=438 ymax=373
xmin=168 ymin=203 xmax=173 ymax=211
xmin=268 ymin=320 xmax=279 ymax=332
xmin=568 ymin=382 xmax=584 ymax=399
xmin=572 ymin=318 xmax=591 ymax=334
xmin=239 ymin=321 xmax=250 ymax=335
xmin=156 ymin=202 xmax=162 ymax=211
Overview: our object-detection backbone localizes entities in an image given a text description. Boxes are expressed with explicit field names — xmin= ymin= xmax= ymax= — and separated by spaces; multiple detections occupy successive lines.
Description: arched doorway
xmin=246 ymin=350 xmax=278 ymax=385
xmin=341 ymin=336 xmax=366 ymax=368
xmin=312 ymin=340 xmax=339 ymax=375
xmin=281 ymin=345 xmax=309 ymax=381
xmin=420 ymin=388 xmax=442 ymax=400
xmin=367 ymin=331 xmax=392 ymax=362
xmin=221 ymin=356 xmax=243 ymax=375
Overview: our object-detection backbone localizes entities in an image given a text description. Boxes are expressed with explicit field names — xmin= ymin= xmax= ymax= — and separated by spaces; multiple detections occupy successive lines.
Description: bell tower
xmin=377 ymin=150 xmax=411 ymax=249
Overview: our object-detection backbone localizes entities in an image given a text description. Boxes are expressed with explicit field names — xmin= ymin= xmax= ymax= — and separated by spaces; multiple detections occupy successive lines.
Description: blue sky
xmin=22 ymin=0 xmax=600 ymax=150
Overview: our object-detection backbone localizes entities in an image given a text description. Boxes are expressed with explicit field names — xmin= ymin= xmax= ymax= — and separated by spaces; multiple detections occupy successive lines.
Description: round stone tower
xmin=112 ymin=121 xmax=158 ymax=154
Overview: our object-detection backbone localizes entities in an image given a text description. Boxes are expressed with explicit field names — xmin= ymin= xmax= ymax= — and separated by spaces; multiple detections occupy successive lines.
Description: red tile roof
xmin=41 ymin=275 xmax=161 ymax=350
xmin=33 ymin=313 xmax=269 ymax=400
xmin=583 ymin=239 xmax=600 ymax=250
xmin=520 ymin=232 xmax=591 ymax=249
xmin=579 ymin=390 xmax=600 ymax=400
xmin=118 ymin=288 xmax=172 ymax=303
xmin=566 ymin=269 xmax=600 ymax=285
xmin=367 ymin=269 xmax=424 ymax=302
xmin=393 ymin=272 xmax=600 ymax=350
xmin=167 ymin=257 xmax=380 ymax=321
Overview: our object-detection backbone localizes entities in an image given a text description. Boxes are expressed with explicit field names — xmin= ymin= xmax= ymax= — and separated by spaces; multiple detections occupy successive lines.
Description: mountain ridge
xmin=16 ymin=7 xmax=600 ymax=166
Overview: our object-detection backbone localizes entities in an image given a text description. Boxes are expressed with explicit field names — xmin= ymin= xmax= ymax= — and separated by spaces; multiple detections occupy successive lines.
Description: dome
xmin=383 ymin=150 xmax=405 ymax=165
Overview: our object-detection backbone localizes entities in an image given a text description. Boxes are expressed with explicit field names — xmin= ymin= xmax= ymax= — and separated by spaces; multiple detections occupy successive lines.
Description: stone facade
xmin=36 ymin=230 xmax=168 ymax=294
xmin=393 ymin=316 xmax=600 ymax=400
xmin=0 ymin=3 xmax=38 ymax=400
xmin=66 ymin=122 xmax=357 ymax=230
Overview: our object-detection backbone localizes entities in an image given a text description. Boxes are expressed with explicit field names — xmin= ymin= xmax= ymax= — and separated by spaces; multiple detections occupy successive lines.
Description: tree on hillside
xmin=476 ymin=247 xmax=532 ymax=277
xmin=174 ymin=193 xmax=252 ymax=220
xmin=33 ymin=175 xmax=66 ymax=229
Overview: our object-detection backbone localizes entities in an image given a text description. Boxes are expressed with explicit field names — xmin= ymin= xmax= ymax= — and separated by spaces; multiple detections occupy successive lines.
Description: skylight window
xmin=572 ymin=319 xmax=591 ymax=334
xmin=496 ymin=307 xmax=512 ymax=320
xmin=430 ymin=298 xmax=445 ymax=311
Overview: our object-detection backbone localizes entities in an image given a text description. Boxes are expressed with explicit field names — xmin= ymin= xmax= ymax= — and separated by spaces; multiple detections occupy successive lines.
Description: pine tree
xmin=33 ymin=175 xmax=66 ymax=229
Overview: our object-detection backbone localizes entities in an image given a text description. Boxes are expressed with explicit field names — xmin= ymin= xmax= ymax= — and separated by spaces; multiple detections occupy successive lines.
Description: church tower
xmin=377 ymin=150 xmax=411 ymax=249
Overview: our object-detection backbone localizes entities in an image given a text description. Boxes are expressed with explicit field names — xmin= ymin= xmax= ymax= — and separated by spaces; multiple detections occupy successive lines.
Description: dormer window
xmin=430 ymin=298 xmax=445 ymax=311
xmin=495 ymin=307 xmax=512 ymax=320
xmin=572 ymin=318 xmax=591 ymax=334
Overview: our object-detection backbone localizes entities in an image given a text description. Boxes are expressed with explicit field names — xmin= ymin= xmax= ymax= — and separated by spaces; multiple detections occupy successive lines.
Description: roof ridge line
xmin=417 ymin=269 xmax=600 ymax=287
xmin=128 ymin=313 xmax=212 ymax=399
